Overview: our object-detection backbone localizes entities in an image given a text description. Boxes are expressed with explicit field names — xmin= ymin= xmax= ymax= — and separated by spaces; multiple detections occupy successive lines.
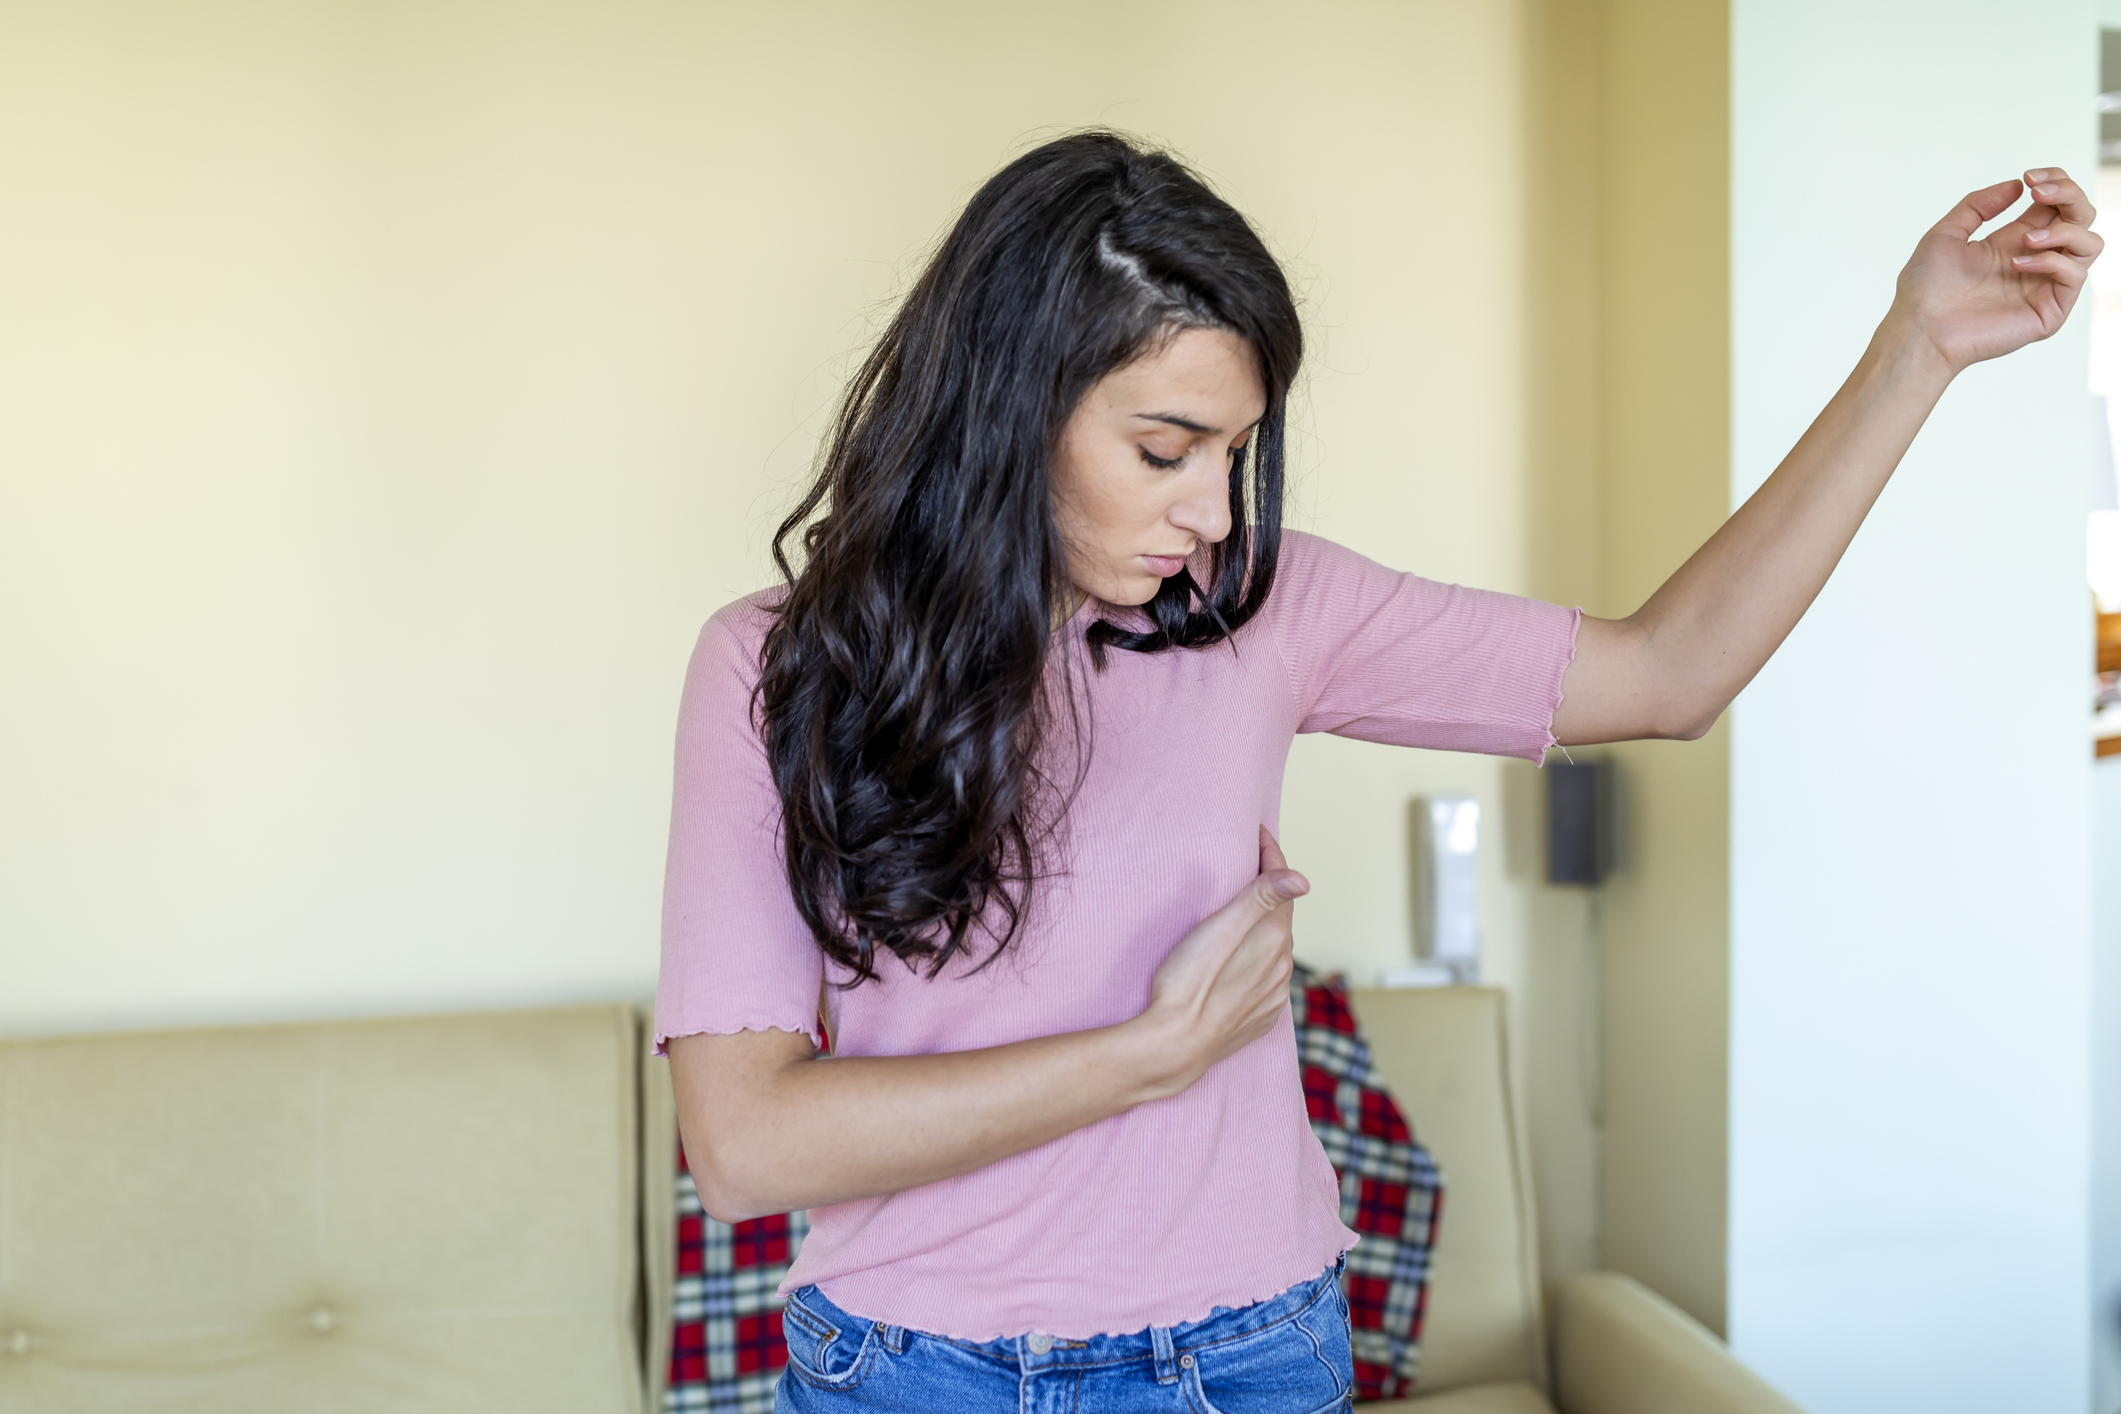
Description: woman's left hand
xmin=1892 ymin=168 xmax=2102 ymax=376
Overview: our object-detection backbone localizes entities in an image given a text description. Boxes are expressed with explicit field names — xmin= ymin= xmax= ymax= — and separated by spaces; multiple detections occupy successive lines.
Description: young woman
xmin=656 ymin=132 xmax=2097 ymax=1412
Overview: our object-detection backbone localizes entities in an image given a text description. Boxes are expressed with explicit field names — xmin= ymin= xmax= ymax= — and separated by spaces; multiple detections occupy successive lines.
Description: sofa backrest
xmin=0 ymin=1004 xmax=647 ymax=1414
xmin=0 ymin=988 xmax=1533 ymax=1409
xmin=1348 ymin=985 xmax=1547 ymax=1395
xmin=640 ymin=1042 xmax=678 ymax=1414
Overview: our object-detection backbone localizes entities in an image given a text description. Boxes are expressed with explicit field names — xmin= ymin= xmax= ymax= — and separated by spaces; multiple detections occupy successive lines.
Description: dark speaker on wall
xmin=1545 ymin=759 xmax=1607 ymax=886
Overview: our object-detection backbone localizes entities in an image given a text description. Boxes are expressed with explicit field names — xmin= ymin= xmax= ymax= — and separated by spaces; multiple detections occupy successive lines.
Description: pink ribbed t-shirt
xmin=654 ymin=530 xmax=1579 ymax=1341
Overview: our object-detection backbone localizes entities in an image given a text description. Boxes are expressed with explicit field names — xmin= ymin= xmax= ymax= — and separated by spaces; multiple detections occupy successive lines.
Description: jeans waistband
xmin=791 ymin=1252 xmax=1347 ymax=1374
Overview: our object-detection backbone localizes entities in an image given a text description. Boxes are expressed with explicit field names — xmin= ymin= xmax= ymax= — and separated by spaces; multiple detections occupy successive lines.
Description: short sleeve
xmin=654 ymin=597 xmax=825 ymax=1054
xmin=1262 ymin=531 xmax=1581 ymax=762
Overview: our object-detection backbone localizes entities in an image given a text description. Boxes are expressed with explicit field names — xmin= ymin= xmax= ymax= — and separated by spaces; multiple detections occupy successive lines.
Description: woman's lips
xmin=1141 ymin=555 xmax=1187 ymax=577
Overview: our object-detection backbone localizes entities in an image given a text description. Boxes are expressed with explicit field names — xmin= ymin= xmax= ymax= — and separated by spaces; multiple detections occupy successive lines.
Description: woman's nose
xmin=1169 ymin=464 xmax=1233 ymax=545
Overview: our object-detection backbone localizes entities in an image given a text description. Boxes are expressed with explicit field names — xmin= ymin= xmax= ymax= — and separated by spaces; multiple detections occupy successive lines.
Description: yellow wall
xmin=1588 ymin=0 xmax=1733 ymax=1334
xmin=0 ymin=0 xmax=1630 ymax=1298
xmin=1514 ymin=0 xmax=1610 ymax=1298
xmin=1506 ymin=0 xmax=1735 ymax=1322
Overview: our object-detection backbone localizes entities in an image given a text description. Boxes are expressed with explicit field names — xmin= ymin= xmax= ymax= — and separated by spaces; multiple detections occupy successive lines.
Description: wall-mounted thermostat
xmin=1412 ymin=794 xmax=1480 ymax=983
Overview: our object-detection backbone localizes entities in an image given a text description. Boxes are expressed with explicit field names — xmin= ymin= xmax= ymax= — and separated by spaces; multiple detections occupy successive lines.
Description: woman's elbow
xmin=688 ymin=1145 xmax=783 ymax=1225
xmin=1659 ymin=703 xmax=1724 ymax=741
xmin=670 ymin=1029 xmax=818 ymax=1223
xmin=678 ymin=1103 xmax=792 ymax=1223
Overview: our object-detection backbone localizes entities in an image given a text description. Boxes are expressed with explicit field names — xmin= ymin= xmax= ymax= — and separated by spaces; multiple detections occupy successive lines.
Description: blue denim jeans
xmin=774 ymin=1258 xmax=1353 ymax=1413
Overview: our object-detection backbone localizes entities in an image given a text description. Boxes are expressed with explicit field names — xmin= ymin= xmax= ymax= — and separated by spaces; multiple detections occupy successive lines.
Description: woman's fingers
xmin=1159 ymin=833 xmax=1305 ymax=998
xmin=2013 ymin=216 xmax=2101 ymax=291
xmin=1934 ymin=170 xmax=2096 ymax=247
xmin=2021 ymin=220 xmax=2102 ymax=259
xmin=2022 ymin=168 xmax=2095 ymax=229
xmin=2008 ymin=249 xmax=2091 ymax=290
xmin=1252 ymin=824 xmax=1305 ymax=903
xmin=1161 ymin=853 xmax=1306 ymax=979
xmin=1934 ymin=178 xmax=2026 ymax=239
xmin=1147 ymin=840 xmax=1311 ymax=1073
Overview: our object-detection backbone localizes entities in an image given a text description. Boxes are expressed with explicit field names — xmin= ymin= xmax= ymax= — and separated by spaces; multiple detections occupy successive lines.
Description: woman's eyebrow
xmin=1131 ymin=411 xmax=1263 ymax=436
xmin=1131 ymin=411 xmax=1220 ymax=434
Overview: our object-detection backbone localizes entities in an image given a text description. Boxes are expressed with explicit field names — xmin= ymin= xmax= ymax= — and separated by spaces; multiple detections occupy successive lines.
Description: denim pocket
xmin=781 ymin=1287 xmax=879 ymax=1391
xmin=1327 ymin=1264 xmax=1353 ymax=1332
xmin=1181 ymin=1285 xmax=1352 ymax=1414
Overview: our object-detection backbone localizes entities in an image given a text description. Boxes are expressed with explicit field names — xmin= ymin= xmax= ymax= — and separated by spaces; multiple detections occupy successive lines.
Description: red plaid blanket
xmin=666 ymin=965 xmax=1441 ymax=1409
xmin=1290 ymin=963 xmax=1443 ymax=1399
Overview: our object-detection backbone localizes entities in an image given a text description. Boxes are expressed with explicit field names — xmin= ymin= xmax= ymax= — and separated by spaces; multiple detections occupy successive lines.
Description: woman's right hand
xmin=1136 ymin=825 xmax=1308 ymax=1097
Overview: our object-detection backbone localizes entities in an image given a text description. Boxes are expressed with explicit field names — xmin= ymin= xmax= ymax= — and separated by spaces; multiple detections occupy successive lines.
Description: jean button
xmin=1027 ymin=1332 xmax=1054 ymax=1354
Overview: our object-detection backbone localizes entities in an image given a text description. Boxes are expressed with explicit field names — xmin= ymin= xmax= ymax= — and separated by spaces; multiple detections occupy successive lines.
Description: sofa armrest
xmin=1552 ymin=1273 xmax=1805 ymax=1414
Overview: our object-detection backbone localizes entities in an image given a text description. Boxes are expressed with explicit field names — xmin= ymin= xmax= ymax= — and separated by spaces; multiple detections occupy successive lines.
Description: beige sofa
xmin=0 ymin=990 xmax=1801 ymax=1412
xmin=1340 ymin=988 xmax=1802 ymax=1414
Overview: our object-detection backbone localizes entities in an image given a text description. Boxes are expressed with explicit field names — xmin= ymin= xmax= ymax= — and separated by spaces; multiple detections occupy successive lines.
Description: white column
xmin=2094 ymin=764 xmax=2121 ymax=1414
xmin=1729 ymin=3 xmax=2096 ymax=1411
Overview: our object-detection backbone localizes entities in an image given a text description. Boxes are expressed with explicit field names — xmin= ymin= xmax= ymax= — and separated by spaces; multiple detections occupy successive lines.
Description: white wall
xmin=2085 ymin=159 xmax=2121 ymax=1414
xmin=2095 ymin=761 xmax=2121 ymax=1414
xmin=1729 ymin=2 xmax=2096 ymax=1410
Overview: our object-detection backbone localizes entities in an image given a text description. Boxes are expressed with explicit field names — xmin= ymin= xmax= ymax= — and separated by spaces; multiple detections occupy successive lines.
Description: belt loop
xmin=1151 ymin=1325 xmax=1179 ymax=1384
xmin=875 ymin=1321 xmax=905 ymax=1355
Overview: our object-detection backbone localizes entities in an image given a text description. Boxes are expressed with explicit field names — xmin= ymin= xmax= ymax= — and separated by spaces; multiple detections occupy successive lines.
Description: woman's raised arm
xmin=1550 ymin=169 xmax=2100 ymax=747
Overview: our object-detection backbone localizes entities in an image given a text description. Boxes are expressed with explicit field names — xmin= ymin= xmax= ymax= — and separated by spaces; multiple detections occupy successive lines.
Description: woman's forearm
xmin=670 ymin=1015 xmax=1196 ymax=1223
xmin=1552 ymin=170 xmax=2095 ymax=746
xmin=671 ymin=838 xmax=1304 ymax=1223
xmin=1558 ymin=316 xmax=1953 ymax=746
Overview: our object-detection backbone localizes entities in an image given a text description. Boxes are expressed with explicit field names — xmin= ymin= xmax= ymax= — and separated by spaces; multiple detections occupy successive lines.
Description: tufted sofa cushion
xmin=0 ymin=1004 xmax=645 ymax=1414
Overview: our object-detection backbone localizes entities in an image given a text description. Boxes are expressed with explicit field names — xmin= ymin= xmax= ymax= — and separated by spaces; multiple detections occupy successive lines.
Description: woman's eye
xmin=1138 ymin=446 xmax=1185 ymax=470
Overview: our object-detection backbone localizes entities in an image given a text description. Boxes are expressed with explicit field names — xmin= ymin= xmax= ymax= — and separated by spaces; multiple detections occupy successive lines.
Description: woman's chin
xmin=1112 ymin=577 xmax=1165 ymax=607
xmin=1074 ymin=570 xmax=1168 ymax=609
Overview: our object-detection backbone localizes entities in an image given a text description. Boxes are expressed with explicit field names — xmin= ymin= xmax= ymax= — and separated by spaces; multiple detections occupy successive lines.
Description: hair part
xmin=756 ymin=130 xmax=1303 ymax=984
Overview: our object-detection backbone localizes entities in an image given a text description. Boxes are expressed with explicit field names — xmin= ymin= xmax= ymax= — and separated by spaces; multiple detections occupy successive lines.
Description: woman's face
xmin=1051 ymin=325 xmax=1267 ymax=607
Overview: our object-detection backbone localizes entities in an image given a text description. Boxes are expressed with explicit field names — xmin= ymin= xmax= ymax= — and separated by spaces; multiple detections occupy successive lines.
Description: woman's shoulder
xmin=1266 ymin=528 xmax=1557 ymax=625
xmin=1261 ymin=529 xmax=1394 ymax=612
xmin=702 ymin=585 xmax=787 ymax=647
xmin=1269 ymin=528 xmax=1391 ymax=581
xmin=684 ymin=586 xmax=788 ymax=698
xmin=1259 ymin=528 xmax=1499 ymax=648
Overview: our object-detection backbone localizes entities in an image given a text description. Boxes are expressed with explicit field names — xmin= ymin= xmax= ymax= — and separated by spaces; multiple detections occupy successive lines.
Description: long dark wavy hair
xmin=757 ymin=131 xmax=1303 ymax=984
